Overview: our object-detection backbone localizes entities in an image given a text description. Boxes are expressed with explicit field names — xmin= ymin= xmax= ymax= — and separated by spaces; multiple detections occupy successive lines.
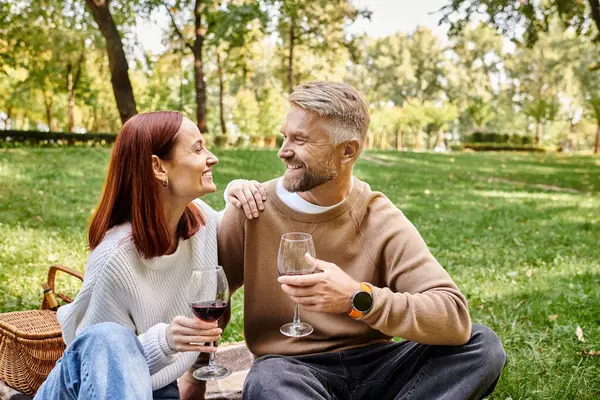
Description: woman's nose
xmin=207 ymin=152 xmax=219 ymax=166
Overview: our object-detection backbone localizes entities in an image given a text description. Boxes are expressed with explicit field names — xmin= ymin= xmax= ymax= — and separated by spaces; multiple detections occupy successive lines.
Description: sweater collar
xmin=140 ymin=238 xmax=189 ymax=271
xmin=267 ymin=176 xmax=365 ymax=223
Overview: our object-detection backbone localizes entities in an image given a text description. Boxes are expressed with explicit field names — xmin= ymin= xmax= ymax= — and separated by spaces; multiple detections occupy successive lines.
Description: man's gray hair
xmin=288 ymin=81 xmax=370 ymax=145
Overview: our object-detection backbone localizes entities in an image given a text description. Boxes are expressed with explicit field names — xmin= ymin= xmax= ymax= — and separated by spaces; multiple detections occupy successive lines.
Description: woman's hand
xmin=165 ymin=315 xmax=222 ymax=353
xmin=227 ymin=180 xmax=267 ymax=219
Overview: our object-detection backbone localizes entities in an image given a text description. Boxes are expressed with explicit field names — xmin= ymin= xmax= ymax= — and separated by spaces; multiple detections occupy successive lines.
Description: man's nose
xmin=278 ymin=145 xmax=293 ymax=159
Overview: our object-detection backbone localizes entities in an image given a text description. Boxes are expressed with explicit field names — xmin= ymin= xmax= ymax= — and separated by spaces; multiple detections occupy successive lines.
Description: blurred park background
xmin=1 ymin=0 xmax=600 ymax=399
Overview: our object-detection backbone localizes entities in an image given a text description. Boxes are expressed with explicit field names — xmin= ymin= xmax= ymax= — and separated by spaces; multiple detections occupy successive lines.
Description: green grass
xmin=1 ymin=147 xmax=599 ymax=399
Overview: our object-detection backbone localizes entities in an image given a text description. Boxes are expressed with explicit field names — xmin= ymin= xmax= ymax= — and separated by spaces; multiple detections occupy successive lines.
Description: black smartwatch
xmin=349 ymin=282 xmax=373 ymax=319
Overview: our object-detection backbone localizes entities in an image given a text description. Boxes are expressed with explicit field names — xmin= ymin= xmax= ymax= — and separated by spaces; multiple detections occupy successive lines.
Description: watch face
xmin=353 ymin=291 xmax=373 ymax=312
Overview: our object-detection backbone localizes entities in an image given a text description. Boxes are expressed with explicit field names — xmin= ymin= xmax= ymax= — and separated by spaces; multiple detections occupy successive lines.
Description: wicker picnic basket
xmin=0 ymin=265 xmax=83 ymax=395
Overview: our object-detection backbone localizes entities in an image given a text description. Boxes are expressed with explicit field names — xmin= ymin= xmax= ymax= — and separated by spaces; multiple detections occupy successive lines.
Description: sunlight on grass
xmin=474 ymin=190 xmax=578 ymax=201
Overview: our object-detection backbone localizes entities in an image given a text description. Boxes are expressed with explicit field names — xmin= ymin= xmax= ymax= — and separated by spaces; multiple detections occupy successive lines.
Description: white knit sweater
xmin=57 ymin=199 xmax=221 ymax=391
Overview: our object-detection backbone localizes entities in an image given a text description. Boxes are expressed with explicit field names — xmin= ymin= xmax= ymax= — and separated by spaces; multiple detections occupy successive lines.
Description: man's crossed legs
xmin=244 ymin=324 xmax=506 ymax=400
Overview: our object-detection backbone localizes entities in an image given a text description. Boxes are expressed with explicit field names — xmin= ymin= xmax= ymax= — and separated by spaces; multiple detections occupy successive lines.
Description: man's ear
xmin=340 ymin=139 xmax=361 ymax=164
xmin=152 ymin=155 xmax=168 ymax=181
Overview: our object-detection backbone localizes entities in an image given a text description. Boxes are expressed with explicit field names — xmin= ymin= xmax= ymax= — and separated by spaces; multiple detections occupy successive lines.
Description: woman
xmin=34 ymin=111 xmax=265 ymax=400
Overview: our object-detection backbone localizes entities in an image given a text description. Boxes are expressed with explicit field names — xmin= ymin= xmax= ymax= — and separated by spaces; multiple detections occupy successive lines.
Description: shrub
xmin=462 ymin=142 xmax=545 ymax=152
xmin=0 ymin=130 xmax=117 ymax=147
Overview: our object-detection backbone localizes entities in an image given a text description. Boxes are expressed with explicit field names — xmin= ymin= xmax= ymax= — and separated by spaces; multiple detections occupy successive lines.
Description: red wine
xmin=190 ymin=301 xmax=228 ymax=321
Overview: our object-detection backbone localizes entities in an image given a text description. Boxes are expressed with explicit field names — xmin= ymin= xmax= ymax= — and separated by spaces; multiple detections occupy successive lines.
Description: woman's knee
xmin=72 ymin=322 xmax=141 ymax=355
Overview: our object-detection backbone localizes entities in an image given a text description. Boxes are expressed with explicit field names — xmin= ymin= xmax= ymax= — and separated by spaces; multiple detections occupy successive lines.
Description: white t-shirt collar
xmin=275 ymin=178 xmax=354 ymax=214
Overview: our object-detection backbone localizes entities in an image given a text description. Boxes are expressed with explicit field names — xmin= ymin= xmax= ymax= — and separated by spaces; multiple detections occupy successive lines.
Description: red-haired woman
xmin=35 ymin=112 xmax=266 ymax=400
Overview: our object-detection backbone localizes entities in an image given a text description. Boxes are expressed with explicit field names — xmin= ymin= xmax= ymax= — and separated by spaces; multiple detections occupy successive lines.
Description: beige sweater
xmin=218 ymin=177 xmax=471 ymax=357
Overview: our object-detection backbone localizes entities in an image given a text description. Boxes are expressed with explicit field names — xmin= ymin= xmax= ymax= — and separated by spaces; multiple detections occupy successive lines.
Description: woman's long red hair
xmin=89 ymin=111 xmax=204 ymax=258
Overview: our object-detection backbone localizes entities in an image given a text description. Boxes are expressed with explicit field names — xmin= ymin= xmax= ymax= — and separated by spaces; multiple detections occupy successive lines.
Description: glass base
xmin=280 ymin=322 xmax=314 ymax=337
xmin=192 ymin=365 xmax=232 ymax=381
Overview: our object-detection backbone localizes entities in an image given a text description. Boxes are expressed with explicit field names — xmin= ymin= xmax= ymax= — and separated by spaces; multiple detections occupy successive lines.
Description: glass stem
xmin=293 ymin=303 xmax=301 ymax=325
xmin=208 ymin=341 xmax=216 ymax=369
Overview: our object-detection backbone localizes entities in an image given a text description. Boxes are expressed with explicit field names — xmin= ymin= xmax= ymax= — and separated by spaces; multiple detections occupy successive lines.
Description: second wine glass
xmin=277 ymin=232 xmax=317 ymax=337
xmin=187 ymin=265 xmax=231 ymax=380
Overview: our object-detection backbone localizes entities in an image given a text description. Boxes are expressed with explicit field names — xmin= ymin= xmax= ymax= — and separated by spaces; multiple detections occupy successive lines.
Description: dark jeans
xmin=153 ymin=381 xmax=179 ymax=400
xmin=243 ymin=324 xmax=506 ymax=400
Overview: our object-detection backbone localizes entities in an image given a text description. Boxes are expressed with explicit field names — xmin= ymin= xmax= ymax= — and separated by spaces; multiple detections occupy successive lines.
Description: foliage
xmin=1 ymin=2 xmax=599 ymax=151
xmin=440 ymin=0 xmax=600 ymax=44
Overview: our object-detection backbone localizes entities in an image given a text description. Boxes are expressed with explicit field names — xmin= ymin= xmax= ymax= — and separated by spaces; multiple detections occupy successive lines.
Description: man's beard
xmin=282 ymin=153 xmax=338 ymax=193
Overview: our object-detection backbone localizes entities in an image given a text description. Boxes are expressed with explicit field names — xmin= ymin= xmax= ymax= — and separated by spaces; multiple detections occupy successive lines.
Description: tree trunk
xmin=67 ymin=52 xmax=85 ymax=132
xmin=595 ymin=122 xmax=600 ymax=154
xmin=589 ymin=0 xmax=600 ymax=40
xmin=536 ymin=120 xmax=544 ymax=145
xmin=6 ymin=106 xmax=13 ymax=129
xmin=415 ymin=131 xmax=420 ymax=150
xmin=365 ymin=132 xmax=373 ymax=149
xmin=396 ymin=128 xmax=402 ymax=151
xmin=43 ymin=92 xmax=53 ymax=130
xmin=193 ymin=0 xmax=208 ymax=133
xmin=84 ymin=0 xmax=137 ymax=124
xmin=380 ymin=132 xmax=387 ymax=149
xmin=217 ymin=51 xmax=226 ymax=135
xmin=67 ymin=63 xmax=74 ymax=132
xmin=288 ymin=17 xmax=296 ymax=94
xmin=437 ymin=128 xmax=445 ymax=149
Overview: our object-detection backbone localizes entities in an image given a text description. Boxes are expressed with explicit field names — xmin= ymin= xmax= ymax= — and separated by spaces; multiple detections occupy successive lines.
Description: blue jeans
xmin=34 ymin=322 xmax=180 ymax=400
xmin=244 ymin=324 xmax=507 ymax=400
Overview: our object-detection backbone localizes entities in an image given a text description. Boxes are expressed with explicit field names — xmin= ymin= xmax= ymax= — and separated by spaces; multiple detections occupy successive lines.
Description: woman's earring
xmin=162 ymin=177 xmax=168 ymax=187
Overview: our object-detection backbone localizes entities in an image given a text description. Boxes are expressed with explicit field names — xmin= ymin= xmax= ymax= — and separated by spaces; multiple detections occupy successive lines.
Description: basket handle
xmin=41 ymin=264 xmax=84 ymax=309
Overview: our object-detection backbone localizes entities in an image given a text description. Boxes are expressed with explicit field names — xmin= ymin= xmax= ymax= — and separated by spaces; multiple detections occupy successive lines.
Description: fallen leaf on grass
xmin=526 ymin=269 xmax=533 ymax=278
xmin=548 ymin=315 xmax=558 ymax=321
xmin=579 ymin=350 xmax=600 ymax=357
xmin=576 ymin=326 xmax=585 ymax=342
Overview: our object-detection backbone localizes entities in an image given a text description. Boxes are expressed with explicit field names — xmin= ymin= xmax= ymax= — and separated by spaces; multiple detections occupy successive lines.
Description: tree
xmin=274 ymin=0 xmax=369 ymax=93
xmin=577 ymin=45 xmax=600 ymax=153
xmin=441 ymin=0 xmax=600 ymax=45
xmin=504 ymin=27 xmax=569 ymax=145
xmin=83 ymin=0 xmax=137 ymax=123
xmin=423 ymin=101 xmax=459 ymax=148
xmin=398 ymin=102 xmax=428 ymax=150
xmin=354 ymin=33 xmax=413 ymax=105
xmin=0 ymin=2 xmax=99 ymax=131
xmin=368 ymin=106 xmax=404 ymax=149
xmin=446 ymin=23 xmax=503 ymax=133
xmin=161 ymin=0 xmax=265 ymax=133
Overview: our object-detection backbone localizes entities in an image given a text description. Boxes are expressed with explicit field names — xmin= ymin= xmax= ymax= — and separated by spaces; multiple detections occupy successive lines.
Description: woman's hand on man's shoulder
xmin=227 ymin=180 xmax=267 ymax=220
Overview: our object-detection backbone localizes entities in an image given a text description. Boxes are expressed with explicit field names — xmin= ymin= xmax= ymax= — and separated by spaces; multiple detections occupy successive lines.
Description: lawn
xmin=1 ymin=147 xmax=599 ymax=399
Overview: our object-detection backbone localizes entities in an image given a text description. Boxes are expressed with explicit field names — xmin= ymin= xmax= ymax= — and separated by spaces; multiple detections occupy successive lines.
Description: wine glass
xmin=187 ymin=265 xmax=231 ymax=380
xmin=278 ymin=232 xmax=317 ymax=337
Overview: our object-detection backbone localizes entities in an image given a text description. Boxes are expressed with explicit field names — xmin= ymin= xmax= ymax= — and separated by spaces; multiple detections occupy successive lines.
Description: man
xmin=208 ymin=81 xmax=505 ymax=399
